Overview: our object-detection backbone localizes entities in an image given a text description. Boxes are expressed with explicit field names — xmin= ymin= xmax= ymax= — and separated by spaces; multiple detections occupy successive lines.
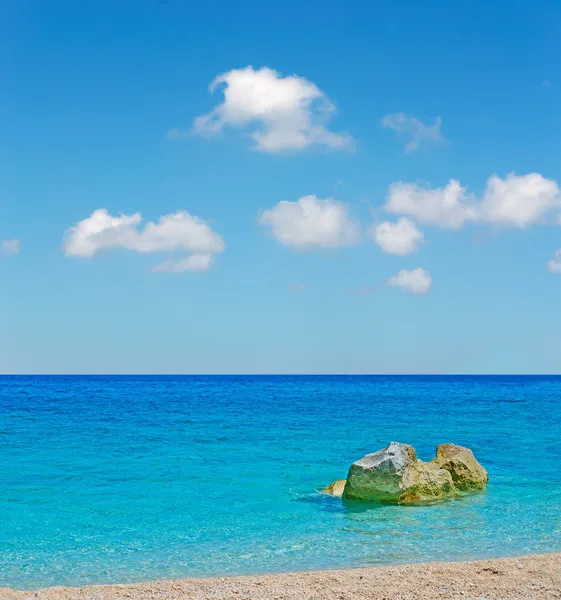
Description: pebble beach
xmin=2 ymin=553 xmax=560 ymax=600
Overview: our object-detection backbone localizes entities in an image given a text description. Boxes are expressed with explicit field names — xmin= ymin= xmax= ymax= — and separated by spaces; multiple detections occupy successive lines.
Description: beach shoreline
xmin=2 ymin=553 xmax=559 ymax=600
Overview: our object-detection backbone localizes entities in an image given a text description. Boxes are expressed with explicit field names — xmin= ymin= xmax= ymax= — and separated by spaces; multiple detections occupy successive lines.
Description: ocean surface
xmin=1 ymin=375 xmax=560 ymax=589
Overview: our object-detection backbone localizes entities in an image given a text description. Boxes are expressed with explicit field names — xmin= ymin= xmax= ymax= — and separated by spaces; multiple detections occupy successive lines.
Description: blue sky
xmin=1 ymin=0 xmax=561 ymax=374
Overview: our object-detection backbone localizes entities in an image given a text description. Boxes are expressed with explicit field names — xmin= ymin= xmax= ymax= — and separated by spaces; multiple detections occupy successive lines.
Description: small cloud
xmin=481 ymin=172 xmax=561 ymax=228
xmin=1 ymin=239 xmax=21 ymax=255
xmin=192 ymin=66 xmax=354 ymax=153
xmin=548 ymin=249 xmax=561 ymax=274
xmin=372 ymin=217 xmax=424 ymax=255
xmin=384 ymin=179 xmax=476 ymax=229
xmin=381 ymin=113 xmax=445 ymax=152
xmin=259 ymin=195 xmax=359 ymax=250
xmin=387 ymin=268 xmax=432 ymax=295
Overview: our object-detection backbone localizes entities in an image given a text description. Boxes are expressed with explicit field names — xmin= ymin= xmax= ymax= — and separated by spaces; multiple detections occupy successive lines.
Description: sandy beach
xmin=2 ymin=553 xmax=559 ymax=600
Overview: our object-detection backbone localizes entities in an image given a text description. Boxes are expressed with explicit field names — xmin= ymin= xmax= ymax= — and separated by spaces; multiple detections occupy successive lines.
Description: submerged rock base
xmin=323 ymin=442 xmax=488 ymax=504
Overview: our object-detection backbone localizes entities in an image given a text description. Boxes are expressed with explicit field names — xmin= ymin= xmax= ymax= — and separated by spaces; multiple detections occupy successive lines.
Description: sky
xmin=1 ymin=0 xmax=561 ymax=374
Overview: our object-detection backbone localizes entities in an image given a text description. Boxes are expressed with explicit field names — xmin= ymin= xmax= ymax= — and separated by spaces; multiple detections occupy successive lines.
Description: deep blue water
xmin=1 ymin=375 xmax=560 ymax=589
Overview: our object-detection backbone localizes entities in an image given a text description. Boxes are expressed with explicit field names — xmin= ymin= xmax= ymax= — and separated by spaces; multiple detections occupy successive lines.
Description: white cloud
xmin=192 ymin=66 xmax=354 ymax=152
xmin=479 ymin=173 xmax=561 ymax=228
xmin=259 ymin=195 xmax=359 ymax=250
xmin=387 ymin=268 xmax=432 ymax=295
xmin=384 ymin=173 xmax=561 ymax=230
xmin=548 ymin=250 xmax=561 ymax=274
xmin=63 ymin=209 xmax=224 ymax=272
xmin=1 ymin=239 xmax=21 ymax=255
xmin=63 ymin=210 xmax=142 ymax=257
xmin=373 ymin=218 xmax=424 ymax=255
xmin=385 ymin=179 xmax=477 ymax=230
xmin=381 ymin=113 xmax=445 ymax=152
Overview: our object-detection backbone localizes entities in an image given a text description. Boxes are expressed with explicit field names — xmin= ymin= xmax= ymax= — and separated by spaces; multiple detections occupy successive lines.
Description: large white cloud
xmin=373 ymin=218 xmax=424 ymax=255
xmin=63 ymin=209 xmax=225 ymax=272
xmin=1 ymin=239 xmax=21 ymax=255
xmin=259 ymin=195 xmax=359 ymax=250
xmin=381 ymin=113 xmax=445 ymax=152
xmin=384 ymin=173 xmax=561 ymax=230
xmin=387 ymin=268 xmax=432 ymax=295
xmin=548 ymin=250 xmax=561 ymax=274
xmin=191 ymin=66 xmax=354 ymax=152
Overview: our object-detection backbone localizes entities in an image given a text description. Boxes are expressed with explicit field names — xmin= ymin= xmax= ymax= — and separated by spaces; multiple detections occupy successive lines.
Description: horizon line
xmin=0 ymin=373 xmax=560 ymax=377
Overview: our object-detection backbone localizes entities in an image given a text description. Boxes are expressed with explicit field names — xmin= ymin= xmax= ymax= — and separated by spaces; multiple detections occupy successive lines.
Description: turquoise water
xmin=1 ymin=375 xmax=560 ymax=589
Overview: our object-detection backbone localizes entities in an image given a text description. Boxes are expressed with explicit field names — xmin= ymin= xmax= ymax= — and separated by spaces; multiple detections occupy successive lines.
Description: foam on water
xmin=1 ymin=375 xmax=560 ymax=589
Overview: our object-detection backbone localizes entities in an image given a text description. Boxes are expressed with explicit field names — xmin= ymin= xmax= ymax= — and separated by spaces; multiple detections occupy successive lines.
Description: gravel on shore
xmin=1 ymin=553 xmax=560 ymax=600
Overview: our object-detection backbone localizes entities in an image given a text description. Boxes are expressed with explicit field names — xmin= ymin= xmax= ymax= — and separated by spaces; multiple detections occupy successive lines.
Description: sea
xmin=1 ymin=375 xmax=560 ymax=589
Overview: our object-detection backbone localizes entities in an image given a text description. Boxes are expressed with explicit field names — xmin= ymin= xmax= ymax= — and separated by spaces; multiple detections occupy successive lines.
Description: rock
xmin=339 ymin=441 xmax=488 ymax=504
xmin=433 ymin=443 xmax=489 ymax=491
xmin=399 ymin=468 xmax=455 ymax=503
xmin=321 ymin=479 xmax=346 ymax=497
xmin=343 ymin=442 xmax=421 ymax=502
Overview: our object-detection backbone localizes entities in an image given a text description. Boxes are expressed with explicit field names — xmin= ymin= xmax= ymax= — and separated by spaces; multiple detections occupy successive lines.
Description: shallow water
xmin=1 ymin=375 xmax=560 ymax=589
